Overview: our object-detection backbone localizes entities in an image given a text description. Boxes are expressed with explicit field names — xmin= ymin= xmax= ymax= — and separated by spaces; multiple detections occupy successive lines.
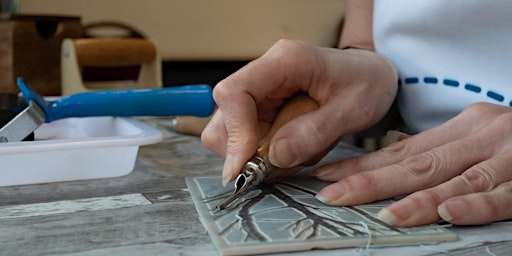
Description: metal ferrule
xmin=241 ymin=154 xmax=271 ymax=184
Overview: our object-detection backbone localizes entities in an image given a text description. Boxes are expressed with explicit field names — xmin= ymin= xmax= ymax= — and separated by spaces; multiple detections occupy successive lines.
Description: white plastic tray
xmin=0 ymin=117 xmax=162 ymax=187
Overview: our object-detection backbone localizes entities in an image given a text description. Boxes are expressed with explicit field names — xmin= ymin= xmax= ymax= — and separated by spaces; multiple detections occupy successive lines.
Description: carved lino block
xmin=186 ymin=175 xmax=457 ymax=255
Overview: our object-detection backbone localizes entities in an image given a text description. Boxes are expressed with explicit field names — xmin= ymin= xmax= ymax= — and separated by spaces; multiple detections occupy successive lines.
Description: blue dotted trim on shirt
xmin=404 ymin=77 xmax=419 ymax=84
xmin=424 ymin=77 xmax=438 ymax=84
xmin=487 ymin=91 xmax=505 ymax=102
xmin=464 ymin=83 xmax=481 ymax=93
xmin=403 ymin=76 xmax=511 ymax=106
xmin=443 ymin=79 xmax=459 ymax=87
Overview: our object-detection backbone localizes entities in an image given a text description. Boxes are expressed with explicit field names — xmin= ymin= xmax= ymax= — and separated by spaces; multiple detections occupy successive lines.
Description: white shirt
xmin=373 ymin=0 xmax=512 ymax=132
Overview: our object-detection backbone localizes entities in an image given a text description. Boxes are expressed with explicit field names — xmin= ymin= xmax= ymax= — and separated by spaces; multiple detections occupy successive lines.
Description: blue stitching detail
xmin=404 ymin=77 xmax=419 ymax=84
xmin=486 ymin=91 xmax=504 ymax=102
xmin=464 ymin=83 xmax=481 ymax=93
xmin=424 ymin=77 xmax=438 ymax=84
xmin=443 ymin=79 xmax=459 ymax=87
xmin=402 ymin=76 xmax=510 ymax=104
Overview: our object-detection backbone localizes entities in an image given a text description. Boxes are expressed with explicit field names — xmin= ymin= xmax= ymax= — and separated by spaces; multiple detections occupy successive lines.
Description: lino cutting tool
xmin=0 ymin=77 xmax=215 ymax=143
xmin=216 ymin=94 xmax=319 ymax=210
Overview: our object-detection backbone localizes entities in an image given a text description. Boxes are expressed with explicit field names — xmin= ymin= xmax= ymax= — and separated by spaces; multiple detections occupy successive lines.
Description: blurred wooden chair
xmin=61 ymin=37 xmax=162 ymax=95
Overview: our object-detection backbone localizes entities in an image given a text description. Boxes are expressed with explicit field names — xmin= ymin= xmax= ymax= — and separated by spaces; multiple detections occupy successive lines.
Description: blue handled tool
xmin=0 ymin=77 xmax=215 ymax=142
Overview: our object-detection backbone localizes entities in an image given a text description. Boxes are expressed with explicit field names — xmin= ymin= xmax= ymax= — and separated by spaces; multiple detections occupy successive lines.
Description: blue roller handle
xmin=17 ymin=77 xmax=215 ymax=122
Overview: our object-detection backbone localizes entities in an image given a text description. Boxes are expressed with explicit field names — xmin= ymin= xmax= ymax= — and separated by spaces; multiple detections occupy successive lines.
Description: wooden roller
xmin=61 ymin=37 xmax=162 ymax=95
xmin=73 ymin=38 xmax=157 ymax=66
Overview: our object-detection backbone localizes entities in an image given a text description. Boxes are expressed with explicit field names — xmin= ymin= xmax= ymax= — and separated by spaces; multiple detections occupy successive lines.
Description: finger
xmin=303 ymin=139 xmax=341 ymax=166
xmin=211 ymin=41 xmax=320 ymax=185
xmin=213 ymin=86 xmax=260 ymax=186
xmin=223 ymin=40 xmax=319 ymax=100
xmin=268 ymin=81 xmax=389 ymax=169
xmin=201 ymin=109 xmax=228 ymax=158
xmin=313 ymin=106 xmax=494 ymax=181
xmin=378 ymin=151 xmax=512 ymax=226
xmin=437 ymin=151 xmax=512 ymax=225
xmin=211 ymin=60 xmax=287 ymax=183
xmin=201 ymin=104 xmax=280 ymax=185
xmin=201 ymin=108 xmax=276 ymax=159
xmin=438 ymin=182 xmax=512 ymax=225
xmin=315 ymin=130 xmax=495 ymax=206
xmin=268 ymin=98 xmax=343 ymax=168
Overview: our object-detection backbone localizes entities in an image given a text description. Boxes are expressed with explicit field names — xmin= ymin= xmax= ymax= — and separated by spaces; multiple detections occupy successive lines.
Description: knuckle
xmin=496 ymin=180 xmax=512 ymax=195
xmin=271 ymin=39 xmax=308 ymax=54
xmin=211 ymin=82 xmax=233 ymax=103
xmin=379 ymin=139 xmax=414 ymax=159
xmin=459 ymin=183 xmax=512 ymax=223
xmin=343 ymin=172 xmax=377 ymax=191
xmin=499 ymin=180 xmax=512 ymax=192
xmin=268 ymin=39 xmax=318 ymax=67
xmin=494 ymin=111 xmax=512 ymax=128
xmin=332 ymin=152 xmax=373 ymax=175
xmin=300 ymin=119 xmax=330 ymax=152
xmin=200 ymin=130 xmax=214 ymax=147
xmin=201 ymin=133 xmax=225 ymax=157
xmin=399 ymin=152 xmax=445 ymax=181
xmin=200 ymin=122 xmax=226 ymax=155
xmin=460 ymin=166 xmax=497 ymax=192
xmin=225 ymin=129 xmax=252 ymax=152
xmin=464 ymin=102 xmax=493 ymax=114
xmin=410 ymin=188 xmax=444 ymax=207
xmin=463 ymin=102 xmax=507 ymax=118
xmin=478 ymin=193 xmax=500 ymax=219
xmin=201 ymin=125 xmax=218 ymax=144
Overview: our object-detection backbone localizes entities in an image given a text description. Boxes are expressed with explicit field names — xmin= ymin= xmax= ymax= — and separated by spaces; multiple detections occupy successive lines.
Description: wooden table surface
xmin=0 ymin=117 xmax=510 ymax=256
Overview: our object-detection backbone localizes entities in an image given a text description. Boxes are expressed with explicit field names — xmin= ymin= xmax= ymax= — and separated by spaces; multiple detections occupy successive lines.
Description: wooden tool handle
xmin=173 ymin=116 xmax=212 ymax=136
xmin=74 ymin=38 xmax=156 ymax=66
xmin=256 ymin=93 xmax=319 ymax=164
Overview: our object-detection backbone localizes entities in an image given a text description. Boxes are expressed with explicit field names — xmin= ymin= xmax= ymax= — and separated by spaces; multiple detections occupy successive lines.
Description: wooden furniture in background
xmin=0 ymin=14 xmax=81 ymax=95
xmin=61 ymin=38 xmax=162 ymax=95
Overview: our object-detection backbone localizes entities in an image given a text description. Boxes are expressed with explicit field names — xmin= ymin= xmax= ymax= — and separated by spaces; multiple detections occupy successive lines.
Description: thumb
xmin=268 ymin=94 xmax=367 ymax=168
xmin=268 ymin=116 xmax=332 ymax=168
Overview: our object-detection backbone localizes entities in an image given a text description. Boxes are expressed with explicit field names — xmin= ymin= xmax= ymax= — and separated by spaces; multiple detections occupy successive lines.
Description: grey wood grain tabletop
xmin=0 ymin=117 xmax=510 ymax=256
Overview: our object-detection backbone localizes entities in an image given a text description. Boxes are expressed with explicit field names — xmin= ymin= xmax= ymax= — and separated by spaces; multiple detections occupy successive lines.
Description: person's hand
xmin=201 ymin=39 xmax=397 ymax=186
xmin=314 ymin=102 xmax=512 ymax=226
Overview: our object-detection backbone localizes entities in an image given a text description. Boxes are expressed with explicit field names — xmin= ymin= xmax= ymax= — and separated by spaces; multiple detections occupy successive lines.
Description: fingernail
xmin=377 ymin=208 xmax=400 ymax=226
xmin=269 ymin=138 xmax=299 ymax=168
xmin=315 ymin=194 xmax=329 ymax=204
xmin=438 ymin=200 xmax=467 ymax=222
xmin=221 ymin=172 xmax=230 ymax=187
xmin=377 ymin=199 xmax=416 ymax=226
xmin=315 ymin=183 xmax=347 ymax=205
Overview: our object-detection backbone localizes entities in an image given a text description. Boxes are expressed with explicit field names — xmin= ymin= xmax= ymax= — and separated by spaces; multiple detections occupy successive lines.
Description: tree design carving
xmin=187 ymin=176 xmax=457 ymax=255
